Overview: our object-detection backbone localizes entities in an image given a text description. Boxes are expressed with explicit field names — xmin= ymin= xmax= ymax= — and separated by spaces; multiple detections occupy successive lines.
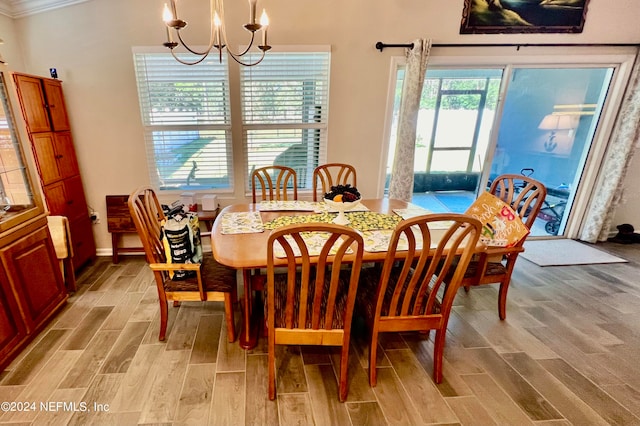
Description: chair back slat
xmin=312 ymin=163 xmax=357 ymax=201
xmin=252 ymin=166 xmax=298 ymax=203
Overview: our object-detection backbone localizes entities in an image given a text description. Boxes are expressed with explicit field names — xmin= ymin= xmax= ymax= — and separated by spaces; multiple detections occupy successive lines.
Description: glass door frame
xmin=379 ymin=46 xmax=637 ymax=239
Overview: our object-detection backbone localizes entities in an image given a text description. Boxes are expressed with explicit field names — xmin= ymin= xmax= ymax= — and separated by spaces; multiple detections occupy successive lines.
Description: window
xmin=241 ymin=49 xmax=330 ymax=189
xmin=0 ymin=72 xmax=36 ymax=231
xmin=133 ymin=50 xmax=232 ymax=190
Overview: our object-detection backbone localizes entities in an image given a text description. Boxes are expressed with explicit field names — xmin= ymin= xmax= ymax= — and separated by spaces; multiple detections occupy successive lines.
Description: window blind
xmin=241 ymin=51 xmax=330 ymax=189
xmin=133 ymin=52 xmax=233 ymax=190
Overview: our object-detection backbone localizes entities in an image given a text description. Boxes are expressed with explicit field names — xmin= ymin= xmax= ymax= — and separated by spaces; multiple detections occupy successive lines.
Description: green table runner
xmin=263 ymin=211 xmax=402 ymax=232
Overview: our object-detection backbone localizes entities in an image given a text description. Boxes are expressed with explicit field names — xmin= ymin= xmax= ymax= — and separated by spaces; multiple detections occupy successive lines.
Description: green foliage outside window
xmin=393 ymin=72 xmax=500 ymax=112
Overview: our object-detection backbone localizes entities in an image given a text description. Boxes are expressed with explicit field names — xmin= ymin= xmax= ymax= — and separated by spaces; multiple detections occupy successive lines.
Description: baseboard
xmin=96 ymin=248 xmax=113 ymax=257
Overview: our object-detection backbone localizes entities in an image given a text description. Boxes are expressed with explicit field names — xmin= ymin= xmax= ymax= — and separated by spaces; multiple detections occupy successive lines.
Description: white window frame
xmin=132 ymin=46 xmax=233 ymax=192
xmin=239 ymin=45 xmax=331 ymax=194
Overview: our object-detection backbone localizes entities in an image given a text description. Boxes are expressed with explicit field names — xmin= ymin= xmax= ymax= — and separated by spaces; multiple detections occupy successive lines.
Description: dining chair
xmin=356 ymin=213 xmax=481 ymax=386
xmin=128 ymin=186 xmax=238 ymax=342
xmin=265 ymin=223 xmax=364 ymax=402
xmin=460 ymin=173 xmax=547 ymax=320
xmin=251 ymin=165 xmax=298 ymax=204
xmin=312 ymin=163 xmax=357 ymax=201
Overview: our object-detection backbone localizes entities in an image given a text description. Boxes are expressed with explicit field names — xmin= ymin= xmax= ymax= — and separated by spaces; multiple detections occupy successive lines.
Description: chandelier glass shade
xmin=162 ymin=0 xmax=271 ymax=66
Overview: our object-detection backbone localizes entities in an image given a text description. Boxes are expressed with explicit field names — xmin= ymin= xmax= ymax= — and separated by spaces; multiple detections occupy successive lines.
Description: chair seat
xmin=357 ymin=266 xmax=441 ymax=319
xmin=266 ymin=272 xmax=351 ymax=329
xmin=463 ymin=260 xmax=507 ymax=278
xmin=164 ymin=255 xmax=237 ymax=294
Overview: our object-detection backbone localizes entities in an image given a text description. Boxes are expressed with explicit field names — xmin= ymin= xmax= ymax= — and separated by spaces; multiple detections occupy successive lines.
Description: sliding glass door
xmin=385 ymin=52 xmax=626 ymax=237
xmin=489 ymin=67 xmax=613 ymax=236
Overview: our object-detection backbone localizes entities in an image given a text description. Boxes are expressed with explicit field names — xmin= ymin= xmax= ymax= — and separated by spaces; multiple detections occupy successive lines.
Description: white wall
xmin=4 ymin=0 xmax=640 ymax=252
xmin=0 ymin=13 xmax=24 ymax=69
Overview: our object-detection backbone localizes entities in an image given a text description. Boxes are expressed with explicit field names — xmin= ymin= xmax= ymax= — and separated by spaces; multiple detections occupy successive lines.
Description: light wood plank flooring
xmin=2 ymin=241 xmax=640 ymax=425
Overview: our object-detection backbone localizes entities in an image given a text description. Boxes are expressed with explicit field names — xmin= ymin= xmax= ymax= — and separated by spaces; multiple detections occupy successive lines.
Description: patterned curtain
xmin=580 ymin=52 xmax=640 ymax=243
xmin=388 ymin=38 xmax=432 ymax=202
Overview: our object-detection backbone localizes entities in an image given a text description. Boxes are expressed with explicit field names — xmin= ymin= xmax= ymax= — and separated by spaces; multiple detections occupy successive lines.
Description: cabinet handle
xmin=55 ymin=155 xmax=63 ymax=159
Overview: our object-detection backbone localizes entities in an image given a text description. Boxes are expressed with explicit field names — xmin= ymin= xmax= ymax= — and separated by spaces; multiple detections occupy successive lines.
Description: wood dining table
xmin=210 ymin=198 xmax=477 ymax=349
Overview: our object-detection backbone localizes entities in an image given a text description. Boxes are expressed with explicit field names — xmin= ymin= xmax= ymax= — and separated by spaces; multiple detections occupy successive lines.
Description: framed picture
xmin=460 ymin=0 xmax=590 ymax=34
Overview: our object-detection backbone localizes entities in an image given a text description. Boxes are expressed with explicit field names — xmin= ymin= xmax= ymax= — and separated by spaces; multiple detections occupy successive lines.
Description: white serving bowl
xmin=323 ymin=198 xmax=361 ymax=225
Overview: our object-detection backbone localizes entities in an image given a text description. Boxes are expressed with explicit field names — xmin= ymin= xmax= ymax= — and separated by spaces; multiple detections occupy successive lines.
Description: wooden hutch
xmin=0 ymin=68 xmax=67 ymax=371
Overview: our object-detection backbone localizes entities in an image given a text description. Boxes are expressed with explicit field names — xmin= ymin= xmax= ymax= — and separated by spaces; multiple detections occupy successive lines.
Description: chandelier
xmin=162 ymin=0 xmax=271 ymax=66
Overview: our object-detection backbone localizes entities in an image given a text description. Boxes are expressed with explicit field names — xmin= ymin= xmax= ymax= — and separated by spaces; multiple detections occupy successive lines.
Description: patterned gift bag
xmin=465 ymin=192 xmax=529 ymax=247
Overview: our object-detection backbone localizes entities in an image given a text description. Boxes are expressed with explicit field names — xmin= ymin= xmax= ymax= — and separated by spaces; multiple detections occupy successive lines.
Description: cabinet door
xmin=43 ymin=181 xmax=67 ymax=216
xmin=13 ymin=74 xmax=51 ymax=133
xmin=0 ymin=225 xmax=66 ymax=332
xmin=31 ymin=132 xmax=79 ymax=186
xmin=63 ymin=175 xmax=89 ymax=222
xmin=42 ymin=176 xmax=88 ymax=222
xmin=0 ymin=269 xmax=27 ymax=366
xmin=70 ymin=216 xmax=96 ymax=270
xmin=42 ymin=180 xmax=95 ymax=270
xmin=43 ymin=80 xmax=70 ymax=131
xmin=31 ymin=133 xmax=61 ymax=185
xmin=54 ymin=132 xmax=79 ymax=179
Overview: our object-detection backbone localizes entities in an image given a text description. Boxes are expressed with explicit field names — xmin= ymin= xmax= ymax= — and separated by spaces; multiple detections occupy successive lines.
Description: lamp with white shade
xmin=538 ymin=114 xmax=579 ymax=152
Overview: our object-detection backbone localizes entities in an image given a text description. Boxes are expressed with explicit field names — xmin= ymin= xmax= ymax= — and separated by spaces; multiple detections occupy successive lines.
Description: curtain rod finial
xmin=375 ymin=42 xmax=384 ymax=52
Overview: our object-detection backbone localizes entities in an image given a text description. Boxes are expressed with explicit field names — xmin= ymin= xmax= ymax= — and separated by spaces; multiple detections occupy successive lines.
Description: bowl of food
xmin=323 ymin=185 xmax=361 ymax=225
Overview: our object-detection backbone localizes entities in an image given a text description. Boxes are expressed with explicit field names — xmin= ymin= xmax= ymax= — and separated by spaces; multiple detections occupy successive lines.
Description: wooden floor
xmin=2 ymin=241 xmax=640 ymax=425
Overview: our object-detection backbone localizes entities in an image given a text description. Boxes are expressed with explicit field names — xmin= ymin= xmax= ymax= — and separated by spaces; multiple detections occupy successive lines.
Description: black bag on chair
xmin=161 ymin=212 xmax=203 ymax=279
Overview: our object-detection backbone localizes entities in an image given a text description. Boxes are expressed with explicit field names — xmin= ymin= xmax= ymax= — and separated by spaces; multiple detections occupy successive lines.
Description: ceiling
xmin=0 ymin=0 xmax=88 ymax=18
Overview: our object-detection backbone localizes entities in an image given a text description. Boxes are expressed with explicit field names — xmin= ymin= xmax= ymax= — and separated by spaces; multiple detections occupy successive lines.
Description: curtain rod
xmin=375 ymin=41 xmax=640 ymax=52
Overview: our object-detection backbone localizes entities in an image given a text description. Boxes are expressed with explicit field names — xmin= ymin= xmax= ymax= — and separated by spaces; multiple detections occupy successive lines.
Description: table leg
xmin=239 ymin=268 xmax=260 ymax=349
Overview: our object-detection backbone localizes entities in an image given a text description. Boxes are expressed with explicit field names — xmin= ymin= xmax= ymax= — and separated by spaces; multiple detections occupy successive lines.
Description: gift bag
xmin=161 ymin=212 xmax=203 ymax=279
xmin=465 ymin=192 xmax=529 ymax=247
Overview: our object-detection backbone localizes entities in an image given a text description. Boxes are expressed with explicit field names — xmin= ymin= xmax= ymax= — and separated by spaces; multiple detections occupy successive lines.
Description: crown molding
xmin=0 ymin=1 xmax=13 ymax=17
xmin=1 ymin=0 xmax=89 ymax=18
